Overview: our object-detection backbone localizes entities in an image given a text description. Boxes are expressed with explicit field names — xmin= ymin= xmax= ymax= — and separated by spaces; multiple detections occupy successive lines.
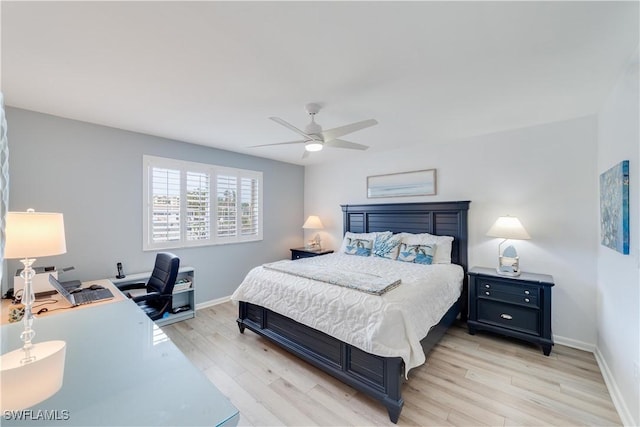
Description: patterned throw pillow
xmin=344 ymin=238 xmax=373 ymax=256
xmin=373 ymin=233 xmax=401 ymax=260
xmin=340 ymin=232 xmax=383 ymax=254
xmin=397 ymin=243 xmax=436 ymax=264
xmin=414 ymin=245 xmax=436 ymax=265
xmin=397 ymin=232 xmax=453 ymax=264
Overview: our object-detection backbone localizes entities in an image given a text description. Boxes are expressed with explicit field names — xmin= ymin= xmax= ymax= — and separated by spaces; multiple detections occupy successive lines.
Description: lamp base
xmin=496 ymin=267 xmax=522 ymax=277
xmin=1 ymin=340 xmax=66 ymax=410
xmin=496 ymin=254 xmax=521 ymax=276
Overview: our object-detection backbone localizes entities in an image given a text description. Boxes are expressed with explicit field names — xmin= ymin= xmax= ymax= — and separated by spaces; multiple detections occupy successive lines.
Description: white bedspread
xmin=231 ymin=253 xmax=463 ymax=373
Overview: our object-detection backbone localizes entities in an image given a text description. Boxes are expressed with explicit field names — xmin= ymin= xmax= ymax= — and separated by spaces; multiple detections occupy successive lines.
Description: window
xmin=143 ymin=156 xmax=263 ymax=250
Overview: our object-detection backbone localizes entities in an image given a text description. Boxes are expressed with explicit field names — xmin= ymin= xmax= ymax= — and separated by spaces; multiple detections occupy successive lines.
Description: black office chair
xmin=117 ymin=252 xmax=180 ymax=321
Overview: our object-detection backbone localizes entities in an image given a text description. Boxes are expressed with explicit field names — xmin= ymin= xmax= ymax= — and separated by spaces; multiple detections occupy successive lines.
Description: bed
xmin=233 ymin=201 xmax=470 ymax=423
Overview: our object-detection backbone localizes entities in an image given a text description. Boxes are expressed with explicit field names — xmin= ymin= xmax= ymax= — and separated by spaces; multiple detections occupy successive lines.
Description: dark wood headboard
xmin=341 ymin=201 xmax=470 ymax=272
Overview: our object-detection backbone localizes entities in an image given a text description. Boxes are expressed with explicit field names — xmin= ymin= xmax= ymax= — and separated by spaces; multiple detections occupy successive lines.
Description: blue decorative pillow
xmin=373 ymin=233 xmax=401 ymax=260
xmin=398 ymin=243 xmax=435 ymax=264
xmin=345 ymin=238 xmax=373 ymax=256
xmin=414 ymin=245 xmax=436 ymax=265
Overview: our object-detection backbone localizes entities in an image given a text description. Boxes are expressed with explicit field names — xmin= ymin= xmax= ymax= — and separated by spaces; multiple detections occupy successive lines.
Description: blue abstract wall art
xmin=599 ymin=160 xmax=629 ymax=254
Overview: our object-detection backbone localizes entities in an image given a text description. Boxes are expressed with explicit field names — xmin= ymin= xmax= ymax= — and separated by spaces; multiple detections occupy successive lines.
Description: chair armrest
xmin=117 ymin=282 xmax=147 ymax=292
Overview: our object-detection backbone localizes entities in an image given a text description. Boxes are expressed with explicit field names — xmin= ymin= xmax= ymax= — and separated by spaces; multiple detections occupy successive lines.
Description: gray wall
xmin=4 ymin=107 xmax=305 ymax=304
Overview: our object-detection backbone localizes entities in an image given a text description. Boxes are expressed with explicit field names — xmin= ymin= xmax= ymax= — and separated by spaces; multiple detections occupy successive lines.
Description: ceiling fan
xmin=250 ymin=103 xmax=378 ymax=158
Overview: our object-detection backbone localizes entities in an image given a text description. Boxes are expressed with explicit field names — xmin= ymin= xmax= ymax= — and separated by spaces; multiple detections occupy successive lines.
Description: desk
xmin=1 ymin=289 xmax=239 ymax=426
xmin=1 ymin=279 xmax=125 ymax=326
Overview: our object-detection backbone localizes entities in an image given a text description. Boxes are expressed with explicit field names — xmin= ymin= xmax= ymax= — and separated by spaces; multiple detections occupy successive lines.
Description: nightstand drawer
xmin=476 ymin=279 xmax=539 ymax=298
xmin=292 ymin=251 xmax=317 ymax=260
xmin=478 ymin=289 xmax=539 ymax=308
xmin=477 ymin=299 xmax=540 ymax=336
xmin=290 ymin=248 xmax=334 ymax=260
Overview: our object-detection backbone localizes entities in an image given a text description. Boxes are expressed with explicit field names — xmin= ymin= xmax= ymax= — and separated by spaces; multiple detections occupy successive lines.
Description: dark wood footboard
xmin=237 ymin=299 xmax=461 ymax=423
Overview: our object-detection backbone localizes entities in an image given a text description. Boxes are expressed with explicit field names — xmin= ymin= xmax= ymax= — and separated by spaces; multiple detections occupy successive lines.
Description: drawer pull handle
xmin=485 ymin=284 xmax=491 ymax=289
xmin=485 ymin=291 xmax=490 ymax=296
xmin=500 ymin=314 xmax=513 ymax=320
xmin=524 ymin=290 xmax=530 ymax=295
xmin=524 ymin=298 xmax=530 ymax=303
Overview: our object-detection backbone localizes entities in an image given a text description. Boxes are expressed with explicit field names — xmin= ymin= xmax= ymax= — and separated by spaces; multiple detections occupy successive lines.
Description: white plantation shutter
xmin=151 ymin=167 xmax=181 ymax=244
xmin=241 ymin=176 xmax=259 ymax=236
xmin=216 ymin=175 xmax=237 ymax=238
xmin=186 ymin=171 xmax=210 ymax=241
xmin=143 ymin=156 xmax=262 ymax=250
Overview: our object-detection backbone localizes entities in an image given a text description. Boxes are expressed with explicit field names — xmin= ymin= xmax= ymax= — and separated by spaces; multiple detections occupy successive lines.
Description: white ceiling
xmin=2 ymin=1 xmax=638 ymax=165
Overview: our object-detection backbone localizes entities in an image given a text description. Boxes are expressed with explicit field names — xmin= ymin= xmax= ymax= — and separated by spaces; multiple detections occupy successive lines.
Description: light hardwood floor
xmin=162 ymin=302 xmax=621 ymax=426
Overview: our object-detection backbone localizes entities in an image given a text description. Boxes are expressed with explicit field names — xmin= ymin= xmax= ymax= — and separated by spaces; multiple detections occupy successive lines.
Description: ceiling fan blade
xmin=321 ymin=119 xmax=378 ymax=141
xmin=269 ymin=117 xmax=313 ymax=140
xmin=324 ymin=139 xmax=369 ymax=151
xmin=248 ymin=140 xmax=306 ymax=148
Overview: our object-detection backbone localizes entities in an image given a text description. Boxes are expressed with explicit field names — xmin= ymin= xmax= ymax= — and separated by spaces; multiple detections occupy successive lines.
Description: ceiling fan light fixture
xmin=305 ymin=141 xmax=323 ymax=152
xmin=256 ymin=103 xmax=377 ymax=156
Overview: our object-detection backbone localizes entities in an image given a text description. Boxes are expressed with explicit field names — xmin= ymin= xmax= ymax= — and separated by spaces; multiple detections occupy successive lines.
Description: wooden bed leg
xmin=383 ymin=358 xmax=404 ymax=423
xmin=384 ymin=399 xmax=403 ymax=424
xmin=237 ymin=302 xmax=247 ymax=334
xmin=236 ymin=320 xmax=245 ymax=334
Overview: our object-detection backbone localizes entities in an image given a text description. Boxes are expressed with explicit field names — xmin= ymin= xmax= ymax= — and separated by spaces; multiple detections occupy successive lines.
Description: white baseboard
xmin=594 ymin=347 xmax=636 ymax=427
xmin=553 ymin=334 xmax=595 ymax=353
xmin=195 ymin=295 xmax=231 ymax=311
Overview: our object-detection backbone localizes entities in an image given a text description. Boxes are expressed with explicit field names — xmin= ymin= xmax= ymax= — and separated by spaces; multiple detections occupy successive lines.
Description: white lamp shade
xmin=4 ymin=211 xmax=67 ymax=259
xmin=486 ymin=216 xmax=531 ymax=240
xmin=1 ymin=340 xmax=66 ymax=410
xmin=302 ymin=215 xmax=324 ymax=229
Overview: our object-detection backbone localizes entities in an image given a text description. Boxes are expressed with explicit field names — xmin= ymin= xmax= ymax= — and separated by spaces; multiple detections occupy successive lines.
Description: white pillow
xmin=340 ymin=231 xmax=390 ymax=255
xmin=398 ymin=232 xmax=454 ymax=264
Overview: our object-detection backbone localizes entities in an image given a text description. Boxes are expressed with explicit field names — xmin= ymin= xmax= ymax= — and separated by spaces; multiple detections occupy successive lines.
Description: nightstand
xmin=290 ymin=247 xmax=334 ymax=260
xmin=467 ymin=266 xmax=554 ymax=356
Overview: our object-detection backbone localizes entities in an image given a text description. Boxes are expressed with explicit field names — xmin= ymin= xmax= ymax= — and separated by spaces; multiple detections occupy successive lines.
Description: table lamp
xmin=302 ymin=215 xmax=324 ymax=249
xmin=1 ymin=209 xmax=67 ymax=410
xmin=486 ymin=215 xmax=531 ymax=276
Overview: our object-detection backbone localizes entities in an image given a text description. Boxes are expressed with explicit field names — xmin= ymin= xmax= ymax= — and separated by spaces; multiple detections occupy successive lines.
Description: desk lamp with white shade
xmin=302 ymin=215 xmax=324 ymax=249
xmin=1 ymin=209 xmax=68 ymax=410
xmin=486 ymin=215 xmax=531 ymax=277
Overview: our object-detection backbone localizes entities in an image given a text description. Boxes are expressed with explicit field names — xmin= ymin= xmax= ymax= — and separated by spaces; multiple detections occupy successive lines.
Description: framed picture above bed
xmin=367 ymin=169 xmax=437 ymax=198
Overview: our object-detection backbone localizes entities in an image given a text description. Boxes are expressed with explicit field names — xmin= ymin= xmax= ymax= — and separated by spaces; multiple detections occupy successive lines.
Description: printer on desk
xmin=14 ymin=265 xmax=57 ymax=295
xmin=14 ymin=266 xmax=77 ymax=296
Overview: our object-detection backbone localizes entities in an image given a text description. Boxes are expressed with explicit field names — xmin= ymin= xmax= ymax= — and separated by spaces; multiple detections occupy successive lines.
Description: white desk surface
xmin=1 ymin=283 xmax=239 ymax=426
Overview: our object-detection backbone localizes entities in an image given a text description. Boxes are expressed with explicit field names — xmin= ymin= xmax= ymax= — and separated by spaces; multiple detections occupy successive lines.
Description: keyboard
xmin=73 ymin=288 xmax=114 ymax=305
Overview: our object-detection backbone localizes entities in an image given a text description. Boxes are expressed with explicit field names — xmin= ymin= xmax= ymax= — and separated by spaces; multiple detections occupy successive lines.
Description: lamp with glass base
xmin=486 ymin=215 xmax=531 ymax=277
xmin=1 ymin=210 xmax=67 ymax=410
